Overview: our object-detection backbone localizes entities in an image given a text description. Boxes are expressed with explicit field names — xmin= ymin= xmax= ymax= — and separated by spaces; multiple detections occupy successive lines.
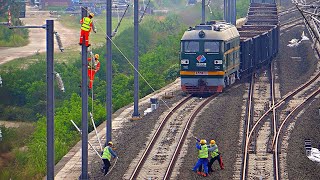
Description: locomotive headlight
xmin=181 ymin=59 xmax=189 ymax=65
xmin=198 ymin=30 xmax=205 ymax=38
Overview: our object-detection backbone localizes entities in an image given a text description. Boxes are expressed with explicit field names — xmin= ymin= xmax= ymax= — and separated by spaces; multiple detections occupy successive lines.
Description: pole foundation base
xmin=79 ymin=174 xmax=90 ymax=180
xmin=130 ymin=115 xmax=142 ymax=121
xmin=163 ymin=92 xmax=174 ymax=99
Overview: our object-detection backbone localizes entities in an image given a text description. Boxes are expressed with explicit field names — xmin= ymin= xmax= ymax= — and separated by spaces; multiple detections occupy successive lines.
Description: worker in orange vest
xmin=88 ymin=54 xmax=100 ymax=90
xmin=79 ymin=12 xmax=96 ymax=47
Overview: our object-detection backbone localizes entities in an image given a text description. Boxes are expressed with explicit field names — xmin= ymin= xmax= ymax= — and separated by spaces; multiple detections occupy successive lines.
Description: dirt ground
xmin=0 ymin=6 xmax=78 ymax=65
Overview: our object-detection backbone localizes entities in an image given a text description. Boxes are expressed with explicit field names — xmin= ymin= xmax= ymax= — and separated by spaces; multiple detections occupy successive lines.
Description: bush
xmin=0 ymin=1 xmax=29 ymax=47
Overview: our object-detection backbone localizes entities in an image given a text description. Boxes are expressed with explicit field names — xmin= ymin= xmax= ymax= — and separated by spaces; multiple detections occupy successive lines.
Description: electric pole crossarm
xmin=0 ymin=22 xmax=10 ymax=26
xmin=8 ymin=25 xmax=46 ymax=29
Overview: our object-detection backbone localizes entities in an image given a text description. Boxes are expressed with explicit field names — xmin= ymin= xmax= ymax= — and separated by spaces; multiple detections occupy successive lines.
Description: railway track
xmin=238 ymin=66 xmax=275 ymax=179
xmin=124 ymin=94 xmax=216 ymax=179
xmin=239 ymin=60 xmax=320 ymax=179
xmin=274 ymin=68 xmax=320 ymax=179
xmin=275 ymin=87 xmax=320 ymax=180
xmin=236 ymin=4 xmax=320 ymax=178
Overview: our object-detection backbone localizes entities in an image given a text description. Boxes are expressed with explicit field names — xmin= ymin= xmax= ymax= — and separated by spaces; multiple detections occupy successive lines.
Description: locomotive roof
xmin=181 ymin=21 xmax=240 ymax=41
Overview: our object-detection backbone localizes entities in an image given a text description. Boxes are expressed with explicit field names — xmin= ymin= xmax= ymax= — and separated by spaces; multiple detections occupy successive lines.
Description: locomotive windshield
xmin=183 ymin=41 xmax=199 ymax=52
xmin=204 ymin=41 xmax=220 ymax=53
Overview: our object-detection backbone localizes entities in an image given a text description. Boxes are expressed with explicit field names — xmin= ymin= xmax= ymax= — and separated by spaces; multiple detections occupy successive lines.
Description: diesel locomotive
xmin=180 ymin=2 xmax=279 ymax=93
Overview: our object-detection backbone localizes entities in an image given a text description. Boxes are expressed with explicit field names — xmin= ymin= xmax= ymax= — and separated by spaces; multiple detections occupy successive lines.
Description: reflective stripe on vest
xmin=102 ymin=146 xmax=111 ymax=160
xmin=81 ymin=17 xmax=92 ymax=31
xmin=198 ymin=144 xmax=208 ymax=158
xmin=210 ymin=145 xmax=219 ymax=158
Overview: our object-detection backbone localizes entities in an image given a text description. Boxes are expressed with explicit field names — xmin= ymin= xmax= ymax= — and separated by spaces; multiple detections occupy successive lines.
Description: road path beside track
xmin=0 ymin=6 xmax=78 ymax=65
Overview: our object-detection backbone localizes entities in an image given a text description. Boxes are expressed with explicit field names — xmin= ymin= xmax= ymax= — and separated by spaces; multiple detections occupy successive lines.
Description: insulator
xmin=8 ymin=7 xmax=11 ymax=26
xmin=90 ymin=51 xmax=94 ymax=58
xmin=111 ymin=30 xmax=117 ymax=37
xmin=88 ymin=51 xmax=96 ymax=67
xmin=89 ymin=51 xmax=95 ymax=68
xmin=90 ymin=112 xmax=93 ymax=119
xmin=0 ymin=75 xmax=2 ymax=87
xmin=54 ymin=32 xmax=64 ymax=52
xmin=54 ymin=72 xmax=65 ymax=92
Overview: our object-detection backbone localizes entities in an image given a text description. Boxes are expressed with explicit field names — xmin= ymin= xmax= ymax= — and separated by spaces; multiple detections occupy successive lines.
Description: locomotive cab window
xmin=184 ymin=41 xmax=199 ymax=52
xmin=204 ymin=41 xmax=220 ymax=53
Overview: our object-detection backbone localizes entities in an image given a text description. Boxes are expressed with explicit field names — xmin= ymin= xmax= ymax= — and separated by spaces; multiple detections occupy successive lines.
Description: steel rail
xmin=273 ymin=88 xmax=320 ymax=161
xmin=280 ymin=17 xmax=304 ymax=27
xmin=278 ymin=0 xmax=320 ymax=16
xmin=241 ymin=74 xmax=255 ymax=180
xmin=129 ymin=95 xmax=192 ymax=180
xmin=247 ymin=70 xmax=320 ymax=143
xmin=270 ymin=62 xmax=279 ymax=180
xmin=163 ymin=94 xmax=217 ymax=179
xmin=242 ymin=69 xmax=320 ymax=180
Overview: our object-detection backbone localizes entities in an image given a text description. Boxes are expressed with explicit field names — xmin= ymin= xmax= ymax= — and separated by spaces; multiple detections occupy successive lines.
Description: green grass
xmin=0 ymin=35 xmax=29 ymax=47
xmin=0 ymin=19 xmax=29 ymax=47
xmin=0 ymin=124 xmax=35 ymax=179
xmin=0 ymin=50 xmax=80 ymax=70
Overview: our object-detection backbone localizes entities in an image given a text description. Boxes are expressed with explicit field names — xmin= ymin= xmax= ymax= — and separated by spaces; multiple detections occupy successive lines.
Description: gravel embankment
xmin=275 ymin=25 xmax=318 ymax=95
xmin=248 ymin=19 xmax=320 ymax=179
xmin=287 ymin=99 xmax=320 ymax=180
xmin=89 ymin=92 xmax=186 ymax=179
xmin=276 ymin=0 xmax=320 ymax=178
xmin=177 ymin=84 xmax=246 ymax=180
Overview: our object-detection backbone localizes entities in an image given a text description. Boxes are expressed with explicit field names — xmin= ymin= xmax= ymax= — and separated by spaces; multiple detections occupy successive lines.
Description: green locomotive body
xmin=180 ymin=21 xmax=240 ymax=93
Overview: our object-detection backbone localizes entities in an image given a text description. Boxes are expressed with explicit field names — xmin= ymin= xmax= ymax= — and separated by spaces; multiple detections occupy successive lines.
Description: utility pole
xmin=106 ymin=0 xmax=112 ymax=142
xmin=224 ymin=0 xmax=236 ymax=25
xmin=231 ymin=0 xmax=236 ymax=25
xmin=46 ymin=20 xmax=54 ymax=180
xmin=9 ymin=20 xmax=55 ymax=180
xmin=224 ymin=0 xmax=228 ymax=23
xmin=132 ymin=0 xmax=140 ymax=119
xmin=202 ymin=0 xmax=205 ymax=24
xmin=80 ymin=7 xmax=89 ymax=180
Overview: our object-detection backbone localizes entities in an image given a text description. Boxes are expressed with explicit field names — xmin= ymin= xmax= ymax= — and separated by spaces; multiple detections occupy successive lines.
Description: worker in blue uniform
xmin=192 ymin=139 xmax=209 ymax=177
xmin=197 ymin=139 xmax=224 ymax=174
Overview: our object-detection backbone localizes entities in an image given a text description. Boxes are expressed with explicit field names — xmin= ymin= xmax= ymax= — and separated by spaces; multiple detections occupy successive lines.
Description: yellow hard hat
xmin=210 ymin=140 xmax=216 ymax=145
xmin=200 ymin=139 xmax=207 ymax=145
xmin=89 ymin=13 xmax=94 ymax=17
xmin=95 ymin=54 xmax=99 ymax=59
xmin=108 ymin=141 xmax=113 ymax=146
